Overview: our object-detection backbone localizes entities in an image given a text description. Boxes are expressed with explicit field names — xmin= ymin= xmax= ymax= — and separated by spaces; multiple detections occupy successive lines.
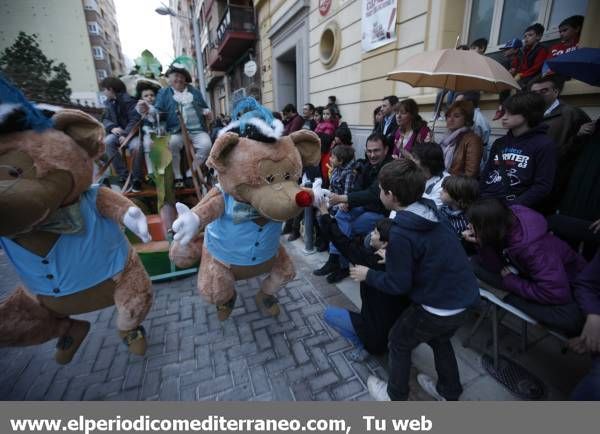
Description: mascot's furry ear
xmin=52 ymin=109 xmax=105 ymax=158
xmin=207 ymin=131 xmax=240 ymax=172
xmin=288 ymin=130 xmax=321 ymax=167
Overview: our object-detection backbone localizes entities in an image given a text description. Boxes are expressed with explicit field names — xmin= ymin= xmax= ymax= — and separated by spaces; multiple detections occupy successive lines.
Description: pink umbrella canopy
xmin=387 ymin=49 xmax=520 ymax=93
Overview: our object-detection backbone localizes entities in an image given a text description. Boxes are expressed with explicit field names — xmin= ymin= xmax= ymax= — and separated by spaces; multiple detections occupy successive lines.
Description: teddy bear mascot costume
xmin=169 ymin=98 xmax=321 ymax=320
xmin=0 ymin=75 xmax=153 ymax=364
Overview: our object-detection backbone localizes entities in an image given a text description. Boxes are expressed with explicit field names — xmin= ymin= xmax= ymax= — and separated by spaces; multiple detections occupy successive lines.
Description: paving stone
xmin=286 ymin=327 xmax=313 ymax=341
xmin=264 ymin=355 xmax=296 ymax=374
xmin=286 ymin=363 xmax=318 ymax=384
xmin=324 ymin=337 xmax=351 ymax=354
xmin=107 ymin=352 xmax=130 ymax=380
xmin=83 ymin=378 xmax=123 ymax=401
xmin=180 ymin=366 xmax=214 ymax=387
xmin=229 ymin=359 xmax=249 ymax=385
xmin=43 ymin=379 xmax=69 ymax=401
xmin=272 ymin=334 xmax=291 ymax=357
xmin=93 ymin=345 xmax=117 ymax=372
xmin=330 ymin=353 xmax=354 ymax=379
xmin=304 ymin=333 xmax=331 ymax=348
xmin=140 ymin=369 xmax=161 ymax=400
xmin=152 ymin=314 xmax=179 ymax=327
xmin=308 ymin=370 xmax=339 ymax=392
xmin=212 ymin=350 xmax=229 ymax=377
xmin=218 ymin=383 xmax=253 ymax=401
xmin=310 ymin=347 xmax=331 ymax=371
xmin=227 ymin=342 xmax=258 ymax=360
xmin=123 ymin=362 xmax=145 ymax=390
xmin=161 ymin=359 xmax=196 ymax=378
xmin=254 ymin=328 xmax=272 ymax=350
xmin=331 ymin=379 xmax=363 ymax=400
xmin=180 ymin=385 xmax=197 ymax=401
xmin=159 ymin=377 xmax=179 ymax=400
xmin=146 ymin=352 xmax=179 ymax=371
xmin=196 ymin=375 xmax=233 ymax=398
xmin=249 ymin=366 xmax=270 ymax=396
xmin=270 ymin=375 xmax=293 ymax=401
xmin=291 ymin=342 xmax=310 ymax=365
xmin=290 ymin=381 xmax=312 ymax=401
xmin=247 ymin=349 xmax=276 ymax=366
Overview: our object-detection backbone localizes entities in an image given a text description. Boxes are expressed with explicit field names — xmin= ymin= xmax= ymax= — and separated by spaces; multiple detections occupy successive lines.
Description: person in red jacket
xmin=543 ymin=15 xmax=584 ymax=76
xmin=512 ymin=23 xmax=548 ymax=89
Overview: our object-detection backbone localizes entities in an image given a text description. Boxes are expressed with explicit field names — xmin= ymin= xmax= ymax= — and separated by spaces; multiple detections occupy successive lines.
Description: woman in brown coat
xmin=440 ymin=100 xmax=483 ymax=177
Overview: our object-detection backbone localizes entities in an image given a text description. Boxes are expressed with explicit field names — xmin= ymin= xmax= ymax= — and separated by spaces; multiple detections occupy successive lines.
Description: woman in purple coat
xmin=463 ymin=198 xmax=588 ymax=336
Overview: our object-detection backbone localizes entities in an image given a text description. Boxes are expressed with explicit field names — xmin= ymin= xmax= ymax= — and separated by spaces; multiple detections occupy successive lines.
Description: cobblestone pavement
xmin=0 ymin=243 xmax=396 ymax=401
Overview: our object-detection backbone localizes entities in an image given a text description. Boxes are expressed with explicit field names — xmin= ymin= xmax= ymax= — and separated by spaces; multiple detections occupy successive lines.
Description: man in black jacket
xmin=313 ymin=133 xmax=392 ymax=283
xmin=375 ymin=95 xmax=398 ymax=149
xmin=100 ymin=77 xmax=142 ymax=190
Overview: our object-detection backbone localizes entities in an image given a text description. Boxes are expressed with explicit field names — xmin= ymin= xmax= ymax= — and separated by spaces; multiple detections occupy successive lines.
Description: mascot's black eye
xmin=284 ymin=172 xmax=291 ymax=180
xmin=266 ymin=175 xmax=275 ymax=183
xmin=9 ymin=167 xmax=23 ymax=178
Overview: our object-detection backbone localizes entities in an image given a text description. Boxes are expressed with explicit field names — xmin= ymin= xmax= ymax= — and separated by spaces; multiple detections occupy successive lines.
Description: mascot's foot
xmin=55 ymin=319 xmax=91 ymax=365
xmin=255 ymin=290 xmax=280 ymax=317
xmin=119 ymin=326 xmax=147 ymax=356
xmin=216 ymin=292 xmax=237 ymax=321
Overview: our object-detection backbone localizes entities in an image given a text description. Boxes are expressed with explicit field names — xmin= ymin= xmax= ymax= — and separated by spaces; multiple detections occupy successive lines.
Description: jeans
xmin=570 ymin=356 xmax=600 ymax=400
xmin=329 ymin=207 xmax=384 ymax=268
xmin=387 ymin=304 xmax=467 ymax=401
xmin=323 ymin=306 xmax=363 ymax=349
xmin=105 ymin=133 xmax=144 ymax=181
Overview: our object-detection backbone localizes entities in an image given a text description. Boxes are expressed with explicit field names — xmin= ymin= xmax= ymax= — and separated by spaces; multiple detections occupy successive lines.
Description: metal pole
xmin=302 ymin=181 xmax=315 ymax=254
xmin=190 ymin=1 xmax=210 ymax=109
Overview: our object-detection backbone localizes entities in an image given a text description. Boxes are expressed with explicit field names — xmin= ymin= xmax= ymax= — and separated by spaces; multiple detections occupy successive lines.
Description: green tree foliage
xmin=0 ymin=32 xmax=72 ymax=103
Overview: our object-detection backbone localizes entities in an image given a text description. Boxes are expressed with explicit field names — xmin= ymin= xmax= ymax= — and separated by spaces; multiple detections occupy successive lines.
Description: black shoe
xmin=131 ymin=180 xmax=142 ymax=193
xmin=184 ymin=177 xmax=194 ymax=188
xmin=174 ymin=178 xmax=184 ymax=189
xmin=313 ymin=255 xmax=339 ymax=276
xmin=281 ymin=220 xmax=293 ymax=235
xmin=287 ymin=232 xmax=300 ymax=242
xmin=327 ymin=268 xmax=349 ymax=284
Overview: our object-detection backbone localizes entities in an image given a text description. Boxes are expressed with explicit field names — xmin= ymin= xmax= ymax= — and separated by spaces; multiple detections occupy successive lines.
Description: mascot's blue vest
xmin=205 ymin=187 xmax=281 ymax=266
xmin=0 ymin=185 xmax=129 ymax=297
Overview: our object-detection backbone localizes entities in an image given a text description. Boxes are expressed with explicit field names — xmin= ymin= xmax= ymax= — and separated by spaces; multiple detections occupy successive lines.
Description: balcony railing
xmin=214 ymin=5 xmax=256 ymax=49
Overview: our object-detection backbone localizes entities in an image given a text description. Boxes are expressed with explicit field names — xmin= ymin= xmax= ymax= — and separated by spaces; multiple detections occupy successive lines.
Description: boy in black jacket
xmin=319 ymin=213 xmax=410 ymax=361
xmin=350 ymin=159 xmax=479 ymax=401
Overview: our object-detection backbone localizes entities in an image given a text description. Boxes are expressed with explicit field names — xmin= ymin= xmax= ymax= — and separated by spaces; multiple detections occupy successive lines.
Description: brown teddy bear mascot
xmin=169 ymin=98 xmax=320 ymax=320
xmin=0 ymin=76 xmax=153 ymax=364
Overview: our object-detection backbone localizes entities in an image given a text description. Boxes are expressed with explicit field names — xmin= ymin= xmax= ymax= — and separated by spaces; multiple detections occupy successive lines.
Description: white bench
xmin=464 ymin=280 xmax=568 ymax=370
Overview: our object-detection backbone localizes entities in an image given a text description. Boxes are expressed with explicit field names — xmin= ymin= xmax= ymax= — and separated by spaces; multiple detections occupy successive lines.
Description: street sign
xmin=244 ymin=60 xmax=257 ymax=77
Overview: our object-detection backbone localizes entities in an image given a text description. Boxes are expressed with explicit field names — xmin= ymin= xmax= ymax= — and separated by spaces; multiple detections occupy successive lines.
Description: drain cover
xmin=481 ymin=354 xmax=546 ymax=400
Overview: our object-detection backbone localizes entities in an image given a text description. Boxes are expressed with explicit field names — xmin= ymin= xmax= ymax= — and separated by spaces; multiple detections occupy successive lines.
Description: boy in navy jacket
xmin=350 ymin=159 xmax=479 ymax=401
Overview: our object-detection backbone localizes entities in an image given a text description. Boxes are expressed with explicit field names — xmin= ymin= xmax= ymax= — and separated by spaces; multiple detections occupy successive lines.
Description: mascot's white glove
xmin=172 ymin=202 xmax=200 ymax=246
xmin=123 ymin=207 xmax=152 ymax=243
xmin=311 ymin=178 xmax=330 ymax=208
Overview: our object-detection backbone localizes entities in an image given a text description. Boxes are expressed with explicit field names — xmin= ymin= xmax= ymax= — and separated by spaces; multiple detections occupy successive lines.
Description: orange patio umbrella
xmin=387 ymin=48 xmax=521 ymax=130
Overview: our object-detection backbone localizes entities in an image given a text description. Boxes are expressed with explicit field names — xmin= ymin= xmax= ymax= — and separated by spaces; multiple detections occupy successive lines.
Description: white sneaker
xmin=417 ymin=373 xmax=446 ymax=401
xmin=367 ymin=375 xmax=391 ymax=401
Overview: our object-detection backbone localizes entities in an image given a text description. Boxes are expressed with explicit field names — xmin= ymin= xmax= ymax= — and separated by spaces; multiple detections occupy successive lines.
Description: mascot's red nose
xmin=295 ymin=190 xmax=313 ymax=207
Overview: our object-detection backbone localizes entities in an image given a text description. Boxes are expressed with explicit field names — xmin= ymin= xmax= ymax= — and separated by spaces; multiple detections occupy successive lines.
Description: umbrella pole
xmin=431 ymin=87 xmax=445 ymax=135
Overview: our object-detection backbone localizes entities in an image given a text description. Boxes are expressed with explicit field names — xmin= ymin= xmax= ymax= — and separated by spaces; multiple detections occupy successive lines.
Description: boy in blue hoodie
xmin=350 ymin=159 xmax=479 ymax=401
